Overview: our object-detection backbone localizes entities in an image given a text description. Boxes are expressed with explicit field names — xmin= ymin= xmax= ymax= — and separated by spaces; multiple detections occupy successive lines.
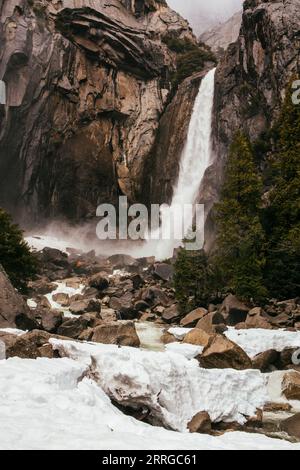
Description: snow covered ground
xmin=225 ymin=328 xmax=300 ymax=358
xmin=51 ymin=339 xmax=268 ymax=430
xmin=0 ymin=355 xmax=299 ymax=450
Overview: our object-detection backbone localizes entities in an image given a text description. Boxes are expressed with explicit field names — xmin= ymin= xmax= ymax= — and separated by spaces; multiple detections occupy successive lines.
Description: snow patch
xmin=0 ymin=356 xmax=298 ymax=450
xmin=225 ymin=328 xmax=300 ymax=358
xmin=0 ymin=328 xmax=27 ymax=336
xmin=165 ymin=342 xmax=203 ymax=359
xmin=51 ymin=339 xmax=268 ymax=431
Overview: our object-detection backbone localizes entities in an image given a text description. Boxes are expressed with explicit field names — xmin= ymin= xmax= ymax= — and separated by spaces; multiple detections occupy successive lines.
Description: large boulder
xmin=57 ymin=313 xmax=102 ymax=339
xmin=0 ymin=265 xmax=38 ymax=330
xmin=282 ymin=371 xmax=300 ymax=400
xmin=245 ymin=307 xmax=273 ymax=330
xmin=197 ymin=334 xmax=252 ymax=370
xmin=69 ymin=298 xmax=101 ymax=315
xmin=222 ymin=294 xmax=249 ymax=326
xmin=39 ymin=247 xmax=69 ymax=268
xmin=92 ymin=321 xmax=140 ymax=347
xmin=52 ymin=293 xmax=70 ymax=307
xmin=183 ymin=328 xmax=211 ymax=348
xmin=252 ymin=350 xmax=279 ymax=373
xmin=141 ymin=287 xmax=170 ymax=307
xmin=161 ymin=304 xmax=180 ymax=324
xmin=0 ymin=330 xmax=67 ymax=359
xmin=187 ymin=411 xmax=212 ymax=434
xmin=88 ymin=273 xmax=109 ymax=291
xmin=40 ymin=309 xmax=64 ymax=333
xmin=196 ymin=311 xmax=225 ymax=335
xmin=108 ymin=254 xmax=139 ymax=271
xmin=180 ymin=308 xmax=208 ymax=327
xmin=280 ymin=413 xmax=300 ymax=440
xmin=109 ymin=292 xmax=136 ymax=320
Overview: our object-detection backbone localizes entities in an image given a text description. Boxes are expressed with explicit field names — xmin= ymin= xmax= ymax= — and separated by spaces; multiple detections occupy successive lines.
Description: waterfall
xmin=149 ymin=68 xmax=216 ymax=260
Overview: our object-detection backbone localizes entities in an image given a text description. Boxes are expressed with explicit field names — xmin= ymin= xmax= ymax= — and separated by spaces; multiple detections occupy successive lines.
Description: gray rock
xmin=92 ymin=321 xmax=140 ymax=347
xmin=162 ymin=304 xmax=180 ymax=323
xmin=0 ymin=264 xmax=38 ymax=330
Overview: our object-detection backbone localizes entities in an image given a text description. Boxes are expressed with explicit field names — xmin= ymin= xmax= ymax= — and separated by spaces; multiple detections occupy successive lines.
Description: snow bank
xmin=225 ymin=328 xmax=300 ymax=358
xmin=51 ymin=339 xmax=268 ymax=430
xmin=0 ymin=328 xmax=27 ymax=336
xmin=165 ymin=342 xmax=203 ymax=359
xmin=0 ymin=356 xmax=299 ymax=450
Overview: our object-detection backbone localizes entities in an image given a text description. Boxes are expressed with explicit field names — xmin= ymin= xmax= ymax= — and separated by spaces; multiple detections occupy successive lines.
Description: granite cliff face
xmin=199 ymin=11 xmax=242 ymax=55
xmin=0 ymin=0 xmax=194 ymax=223
xmin=201 ymin=0 xmax=300 ymax=245
xmin=213 ymin=0 xmax=300 ymax=159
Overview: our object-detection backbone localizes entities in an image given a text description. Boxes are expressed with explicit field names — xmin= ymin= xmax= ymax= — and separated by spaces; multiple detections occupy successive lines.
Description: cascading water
xmin=148 ymin=67 xmax=216 ymax=260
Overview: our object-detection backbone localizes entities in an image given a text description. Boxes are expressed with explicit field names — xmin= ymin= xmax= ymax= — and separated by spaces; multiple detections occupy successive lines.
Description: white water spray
xmin=148 ymin=68 xmax=216 ymax=260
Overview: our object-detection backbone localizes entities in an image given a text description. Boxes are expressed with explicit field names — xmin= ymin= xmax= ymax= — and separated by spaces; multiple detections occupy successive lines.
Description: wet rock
xmin=28 ymin=279 xmax=57 ymax=295
xmin=0 ymin=264 xmax=38 ymax=330
xmin=161 ymin=304 xmax=180 ymax=324
xmin=101 ymin=308 xmax=118 ymax=323
xmin=188 ymin=411 xmax=212 ymax=434
xmin=198 ymin=334 xmax=252 ymax=370
xmin=110 ymin=292 xmax=136 ymax=320
xmin=183 ymin=328 xmax=211 ymax=348
xmin=39 ymin=296 xmax=52 ymax=309
xmin=282 ymin=371 xmax=300 ymax=400
xmin=108 ymin=255 xmax=139 ymax=270
xmin=40 ymin=309 xmax=64 ymax=333
xmin=222 ymin=295 xmax=249 ymax=326
xmin=88 ymin=273 xmax=110 ymax=291
xmin=69 ymin=299 xmax=101 ymax=315
xmin=263 ymin=402 xmax=292 ymax=413
xmin=280 ymin=413 xmax=300 ymax=441
xmin=57 ymin=317 xmax=91 ymax=340
xmin=39 ymin=248 xmax=69 ymax=268
xmin=277 ymin=348 xmax=300 ymax=370
xmin=52 ymin=293 xmax=70 ymax=307
xmin=131 ymin=274 xmax=144 ymax=290
xmin=0 ymin=330 xmax=65 ymax=359
xmin=65 ymin=278 xmax=83 ymax=289
xmin=252 ymin=350 xmax=279 ymax=373
xmin=141 ymin=287 xmax=170 ymax=307
xmin=180 ymin=308 xmax=208 ymax=327
xmin=134 ymin=300 xmax=150 ymax=312
xmin=139 ymin=312 xmax=156 ymax=322
xmin=92 ymin=321 xmax=140 ymax=347
xmin=161 ymin=332 xmax=177 ymax=344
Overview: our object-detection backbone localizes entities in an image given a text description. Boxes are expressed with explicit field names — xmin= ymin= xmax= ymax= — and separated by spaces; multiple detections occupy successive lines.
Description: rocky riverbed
xmin=1 ymin=240 xmax=300 ymax=449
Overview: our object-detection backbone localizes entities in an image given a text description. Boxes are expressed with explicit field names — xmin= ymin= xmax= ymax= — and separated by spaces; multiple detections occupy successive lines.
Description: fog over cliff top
xmin=167 ymin=0 xmax=244 ymax=35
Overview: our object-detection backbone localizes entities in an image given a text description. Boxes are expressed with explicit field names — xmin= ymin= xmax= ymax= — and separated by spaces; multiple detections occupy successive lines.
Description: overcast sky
xmin=167 ymin=0 xmax=244 ymax=34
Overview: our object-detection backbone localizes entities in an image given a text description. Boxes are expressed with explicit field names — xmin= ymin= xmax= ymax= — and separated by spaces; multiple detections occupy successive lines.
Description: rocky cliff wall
xmin=0 ymin=0 xmax=194 ymax=223
xmin=200 ymin=0 xmax=300 ymax=247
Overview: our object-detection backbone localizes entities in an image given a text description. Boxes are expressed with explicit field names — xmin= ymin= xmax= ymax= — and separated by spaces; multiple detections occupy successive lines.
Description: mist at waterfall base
xmin=26 ymin=69 xmax=216 ymax=260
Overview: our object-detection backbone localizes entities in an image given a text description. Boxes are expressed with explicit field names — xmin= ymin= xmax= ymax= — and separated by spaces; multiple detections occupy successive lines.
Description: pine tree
xmin=0 ymin=208 xmax=38 ymax=293
xmin=264 ymin=85 xmax=300 ymax=298
xmin=174 ymin=248 xmax=218 ymax=313
xmin=214 ymin=132 xmax=268 ymax=301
